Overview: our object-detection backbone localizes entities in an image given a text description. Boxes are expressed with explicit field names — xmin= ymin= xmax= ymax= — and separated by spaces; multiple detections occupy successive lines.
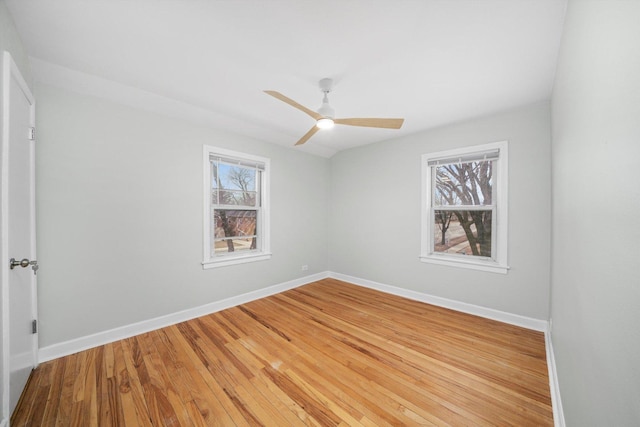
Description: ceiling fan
xmin=265 ymin=78 xmax=404 ymax=146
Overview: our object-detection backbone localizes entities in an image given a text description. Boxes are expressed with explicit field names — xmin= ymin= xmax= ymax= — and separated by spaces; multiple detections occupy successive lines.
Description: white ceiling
xmin=6 ymin=0 xmax=567 ymax=157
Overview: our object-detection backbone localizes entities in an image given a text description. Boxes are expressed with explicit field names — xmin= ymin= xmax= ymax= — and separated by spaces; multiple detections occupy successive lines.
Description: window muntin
xmin=421 ymin=142 xmax=508 ymax=273
xmin=204 ymin=147 xmax=270 ymax=268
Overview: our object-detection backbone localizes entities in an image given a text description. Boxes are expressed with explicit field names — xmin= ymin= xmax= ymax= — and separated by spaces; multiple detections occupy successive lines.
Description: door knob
xmin=10 ymin=258 xmax=37 ymax=270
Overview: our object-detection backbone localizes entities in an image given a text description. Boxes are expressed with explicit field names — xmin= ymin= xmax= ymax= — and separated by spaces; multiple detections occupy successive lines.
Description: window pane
xmin=433 ymin=209 xmax=492 ymax=257
xmin=211 ymin=162 xmax=258 ymax=206
xmin=213 ymin=209 xmax=257 ymax=255
xmin=434 ymin=160 xmax=493 ymax=206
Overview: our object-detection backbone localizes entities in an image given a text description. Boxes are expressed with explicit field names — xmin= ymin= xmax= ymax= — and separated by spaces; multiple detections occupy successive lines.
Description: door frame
xmin=1 ymin=51 xmax=37 ymax=423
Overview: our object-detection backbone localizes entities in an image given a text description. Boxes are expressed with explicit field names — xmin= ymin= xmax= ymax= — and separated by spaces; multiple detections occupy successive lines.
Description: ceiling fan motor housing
xmin=318 ymin=78 xmax=333 ymax=92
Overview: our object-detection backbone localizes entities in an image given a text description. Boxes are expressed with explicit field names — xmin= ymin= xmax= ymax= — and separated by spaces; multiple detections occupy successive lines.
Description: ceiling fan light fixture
xmin=316 ymin=117 xmax=335 ymax=129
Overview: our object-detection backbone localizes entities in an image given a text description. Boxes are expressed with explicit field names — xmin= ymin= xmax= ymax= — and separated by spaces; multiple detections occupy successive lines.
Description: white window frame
xmin=420 ymin=141 xmax=509 ymax=274
xmin=203 ymin=145 xmax=271 ymax=268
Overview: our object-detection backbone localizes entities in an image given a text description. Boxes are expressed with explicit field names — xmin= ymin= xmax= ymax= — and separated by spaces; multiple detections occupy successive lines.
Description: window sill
xmin=419 ymin=254 xmax=509 ymax=274
xmin=202 ymin=252 xmax=272 ymax=269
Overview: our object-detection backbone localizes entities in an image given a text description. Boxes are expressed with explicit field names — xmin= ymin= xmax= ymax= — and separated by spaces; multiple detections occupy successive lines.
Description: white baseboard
xmin=545 ymin=329 xmax=566 ymax=427
xmin=329 ymin=272 xmax=549 ymax=332
xmin=37 ymin=270 xmax=563 ymax=425
xmin=38 ymin=271 xmax=329 ymax=363
xmin=40 ymin=270 xmax=549 ymax=362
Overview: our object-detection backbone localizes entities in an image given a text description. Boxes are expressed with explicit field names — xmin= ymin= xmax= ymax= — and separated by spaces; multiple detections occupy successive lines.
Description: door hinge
xmin=28 ymin=127 xmax=35 ymax=141
xmin=32 ymin=319 xmax=37 ymax=334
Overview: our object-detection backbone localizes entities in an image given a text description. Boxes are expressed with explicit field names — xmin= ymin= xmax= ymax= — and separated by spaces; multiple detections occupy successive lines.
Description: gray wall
xmin=35 ymin=84 xmax=329 ymax=347
xmin=0 ymin=0 xmax=31 ymax=422
xmin=329 ymin=103 xmax=552 ymax=320
xmin=550 ymin=1 xmax=640 ymax=425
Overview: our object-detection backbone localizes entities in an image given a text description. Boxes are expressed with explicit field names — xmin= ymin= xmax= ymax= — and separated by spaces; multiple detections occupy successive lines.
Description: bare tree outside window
xmin=435 ymin=210 xmax=453 ymax=245
xmin=434 ymin=160 xmax=494 ymax=258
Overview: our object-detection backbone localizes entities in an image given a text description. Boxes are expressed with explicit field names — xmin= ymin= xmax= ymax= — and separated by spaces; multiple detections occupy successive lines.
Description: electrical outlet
xmin=301 ymin=264 xmax=308 ymax=271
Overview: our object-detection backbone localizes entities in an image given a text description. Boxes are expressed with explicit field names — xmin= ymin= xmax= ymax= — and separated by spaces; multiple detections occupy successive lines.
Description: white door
xmin=1 ymin=51 xmax=38 ymax=418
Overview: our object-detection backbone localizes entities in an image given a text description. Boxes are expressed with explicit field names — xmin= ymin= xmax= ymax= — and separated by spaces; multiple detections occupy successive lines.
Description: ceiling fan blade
xmin=295 ymin=125 xmax=320 ymax=146
xmin=264 ymin=90 xmax=322 ymax=121
xmin=334 ymin=117 xmax=405 ymax=129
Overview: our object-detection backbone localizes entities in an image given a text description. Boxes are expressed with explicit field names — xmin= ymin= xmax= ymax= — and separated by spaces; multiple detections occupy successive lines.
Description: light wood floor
xmin=12 ymin=279 xmax=553 ymax=426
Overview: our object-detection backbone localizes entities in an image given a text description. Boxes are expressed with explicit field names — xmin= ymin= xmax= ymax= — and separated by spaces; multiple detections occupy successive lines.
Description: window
xmin=203 ymin=146 xmax=270 ymax=268
xmin=421 ymin=141 xmax=508 ymax=274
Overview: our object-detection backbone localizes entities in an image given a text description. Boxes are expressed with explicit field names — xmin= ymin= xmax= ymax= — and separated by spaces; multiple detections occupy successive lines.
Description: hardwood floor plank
xmin=191 ymin=317 xmax=308 ymax=426
xmin=140 ymin=331 xmax=192 ymax=427
xmin=112 ymin=340 xmax=152 ymax=427
xmin=98 ymin=344 xmax=122 ymax=426
xmin=150 ymin=328 xmax=212 ymax=425
xmin=19 ymin=372 xmax=50 ymax=426
xmin=41 ymin=355 xmax=67 ymax=427
xmin=53 ymin=352 xmax=77 ymax=427
xmin=12 ymin=279 xmax=553 ymax=426
xmin=169 ymin=322 xmax=251 ymax=426
xmin=159 ymin=327 xmax=238 ymax=426
xmin=131 ymin=334 xmax=182 ymax=426
xmin=71 ymin=350 xmax=88 ymax=404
